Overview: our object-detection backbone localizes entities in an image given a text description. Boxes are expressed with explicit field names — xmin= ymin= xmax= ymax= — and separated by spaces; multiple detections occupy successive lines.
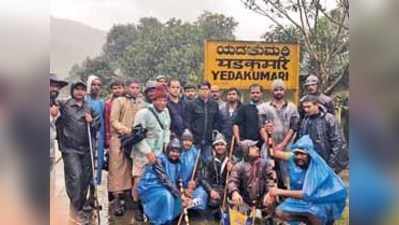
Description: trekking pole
xmin=177 ymin=147 xmax=202 ymax=225
xmin=87 ymin=123 xmax=102 ymax=225
xmin=177 ymin=179 xmax=190 ymax=225
xmin=219 ymin=135 xmax=235 ymax=225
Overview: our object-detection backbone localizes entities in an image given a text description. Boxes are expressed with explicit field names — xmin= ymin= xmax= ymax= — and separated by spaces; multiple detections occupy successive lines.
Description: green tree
xmin=70 ymin=12 xmax=238 ymax=88
xmin=242 ymin=0 xmax=349 ymax=94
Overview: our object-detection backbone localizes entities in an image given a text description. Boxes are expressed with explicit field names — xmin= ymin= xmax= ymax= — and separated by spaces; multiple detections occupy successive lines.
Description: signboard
xmin=204 ymin=40 xmax=300 ymax=91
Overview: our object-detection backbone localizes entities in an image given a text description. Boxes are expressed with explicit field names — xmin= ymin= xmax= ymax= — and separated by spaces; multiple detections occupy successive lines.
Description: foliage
xmin=242 ymin=0 xmax=349 ymax=94
xmin=70 ymin=12 xmax=238 ymax=88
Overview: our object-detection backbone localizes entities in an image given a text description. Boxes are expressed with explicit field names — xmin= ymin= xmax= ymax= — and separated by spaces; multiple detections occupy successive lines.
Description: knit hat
xmin=212 ymin=130 xmax=227 ymax=146
xmin=166 ymin=138 xmax=182 ymax=153
xmin=181 ymin=129 xmax=193 ymax=141
xmin=144 ymin=80 xmax=157 ymax=93
xmin=153 ymin=84 xmax=168 ymax=99
xmin=70 ymin=80 xmax=87 ymax=96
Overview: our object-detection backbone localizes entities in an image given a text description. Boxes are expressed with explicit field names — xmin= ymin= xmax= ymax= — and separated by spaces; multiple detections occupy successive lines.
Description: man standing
xmin=56 ymin=81 xmax=99 ymax=224
xmin=298 ymin=95 xmax=347 ymax=173
xmin=49 ymin=73 xmax=68 ymax=199
xmin=219 ymin=88 xmax=241 ymax=143
xmin=109 ymin=80 xmax=144 ymax=216
xmin=132 ymin=84 xmax=171 ymax=220
xmin=167 ymin=79 xmax=186 ymax=137
xmin=104 ymin=80 xmax=125 ymax=151
xmin=269 ymin=135 xmax=347 ymax=225
xmin=184 ymin=81 xmax=222 ymax=163
xmin=228 ymin=140 xmax=276 ymax=216
xmin=183 ymin=83 xmax=197 ymax=102
xmin=300 ymin=74 xmax=335 ymax=116
xmin=210 ymin=85 xmax=225 ymax=110
xmin=86 ymin=75 xmax=105 ymax=185
xmin=258 ymin=79 xmax=299 ymax=188
xmin=137 ymin=138 xmax=191 ymax=225
xmin=233 ymin=84 xmax=267 ymax=144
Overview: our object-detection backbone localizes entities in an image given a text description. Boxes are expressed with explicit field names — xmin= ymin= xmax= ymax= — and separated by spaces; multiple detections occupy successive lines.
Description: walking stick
xmin=219 ymin=136 xmax=235 ymax=225
xmin=87 ymin=123 xmax=102 ymax=225
xmin=177 ymin=179 xmax=190 ymax=225
xmin=251 ymin=200 xmax=256 ymax=225
xmin=177 ymin=147 xmax=202 ymax=225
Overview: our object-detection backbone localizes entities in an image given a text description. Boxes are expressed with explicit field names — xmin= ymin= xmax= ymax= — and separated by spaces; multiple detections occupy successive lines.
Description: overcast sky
xmin=51 ymin=0 xmax=277 ymax=40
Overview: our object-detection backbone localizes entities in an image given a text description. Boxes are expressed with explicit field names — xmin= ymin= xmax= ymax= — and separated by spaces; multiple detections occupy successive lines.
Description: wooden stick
xmin=177 ymin=147 xmax=202 ymax=225
xmin=219 ymin=135 xmax=235 ymax=224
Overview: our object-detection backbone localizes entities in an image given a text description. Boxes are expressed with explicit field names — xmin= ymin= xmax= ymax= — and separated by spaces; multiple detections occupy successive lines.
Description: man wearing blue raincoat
xmin=86 ymin=75 xmax=105 ymax=184
xmin=267 ymin=135 xmax=347 ymax=225
xmin=137 ymin=138 xmax=191 ymax=225
xmin=179 ymin=129 xmax=209 ymax=212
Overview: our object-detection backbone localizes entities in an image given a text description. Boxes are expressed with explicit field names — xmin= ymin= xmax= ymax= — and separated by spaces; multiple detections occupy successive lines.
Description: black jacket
xmin=56 ymin=98 xmax=100 ymax=154
xmin=184 ymin=97 xmax=222 ymax=146
xmin=298 ymin=108 xmax=347 ymax=173
xmin=199 ymin=155 xmax=229 ymax=194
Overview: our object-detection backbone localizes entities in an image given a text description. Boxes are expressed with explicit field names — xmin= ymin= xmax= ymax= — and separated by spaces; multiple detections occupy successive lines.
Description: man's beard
xmin=273 ymin=94 xmax=284 ymax=100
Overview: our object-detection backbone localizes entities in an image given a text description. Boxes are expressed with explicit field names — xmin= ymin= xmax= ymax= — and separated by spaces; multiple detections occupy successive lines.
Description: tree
xmin=242 ymin=0 xmax=349 ymax=94
xmin=70 ymin=12 xmax=238 ymax=88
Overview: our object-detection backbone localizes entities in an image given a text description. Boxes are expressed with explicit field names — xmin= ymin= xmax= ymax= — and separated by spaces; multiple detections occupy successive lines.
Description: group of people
xmin=49 ymin=73 xmax=348 ymax=225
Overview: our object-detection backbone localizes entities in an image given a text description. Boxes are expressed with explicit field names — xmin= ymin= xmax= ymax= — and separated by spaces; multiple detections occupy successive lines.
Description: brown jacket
xmin=228 ymin=158 xmax=276 ymax=207
xmin=110 ymin=96 xmax=144 ymax=136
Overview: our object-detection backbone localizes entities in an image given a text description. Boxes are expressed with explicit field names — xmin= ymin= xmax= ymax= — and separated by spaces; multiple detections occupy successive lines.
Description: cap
xmin=181 ymin=129 xmax=193 ymax=141
xmin=49 ymin=73 xmax=68 ymax=88
xmin=212 ymin=131 xmax=227 ymax=146
xmin=144 ymin=80 xmax=157 ymax=92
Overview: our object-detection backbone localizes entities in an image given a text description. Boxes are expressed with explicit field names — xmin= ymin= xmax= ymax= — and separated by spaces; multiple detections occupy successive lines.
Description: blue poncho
xmin=138 ymin=153 xmax=182 ymax=225
xmin=86 ymin=96 xmax=105 ymax=184
xmin=180 ymin=146 xmax=208 ymax=210
xmin=277 ymin=135 xmax=347 ymax=225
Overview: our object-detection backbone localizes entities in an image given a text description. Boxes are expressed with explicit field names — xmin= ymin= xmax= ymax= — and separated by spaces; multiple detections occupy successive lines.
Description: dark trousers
xmin=62 ymin=151 xmax=92 ymax=213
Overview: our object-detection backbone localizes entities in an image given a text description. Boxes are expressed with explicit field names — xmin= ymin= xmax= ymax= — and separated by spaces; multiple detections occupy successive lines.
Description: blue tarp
xmin=180 ymin=146 xmax=208 ymax=210
xmin=277 ymin=135 xmax=347 ymax=225
xmin=138 ymin=153 xmax=182 ymax=225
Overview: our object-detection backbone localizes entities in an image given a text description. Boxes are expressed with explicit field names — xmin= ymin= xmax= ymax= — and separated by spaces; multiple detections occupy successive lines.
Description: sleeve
xmin=227 ymin=163 xmax=241 ymax=196
xmin=152 ymin=161 xmax=181 ymax=197
xmin=110 ymin=98 xmax=128 ymax=134
xmin=326 ymin=116 xmax=344 ymax=171
xmin=133 ymin=110 xmax=152 ymax=154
